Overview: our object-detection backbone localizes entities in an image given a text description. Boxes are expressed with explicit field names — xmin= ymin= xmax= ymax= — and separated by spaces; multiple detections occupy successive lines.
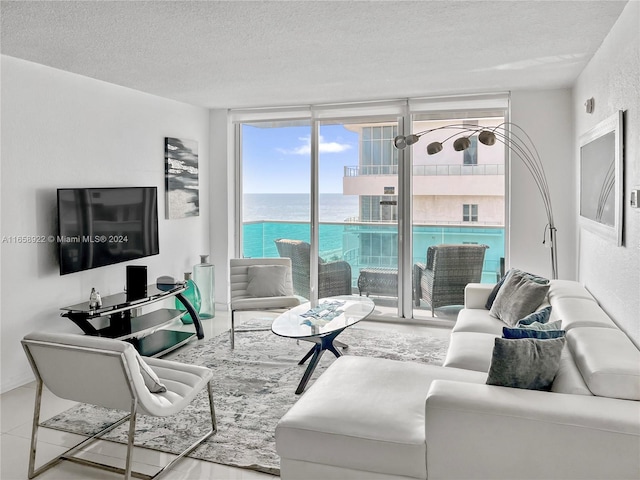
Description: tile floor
xmin=1 ymin=306 xmax=452 ymax=480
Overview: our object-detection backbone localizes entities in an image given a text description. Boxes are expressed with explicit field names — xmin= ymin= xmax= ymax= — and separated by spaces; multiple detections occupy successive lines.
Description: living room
xmin=1 ymin=1 xmax=639 ymax=479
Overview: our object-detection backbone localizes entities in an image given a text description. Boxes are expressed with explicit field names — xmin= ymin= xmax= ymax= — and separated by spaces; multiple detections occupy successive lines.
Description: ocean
xmin=243 ymin=193 xmax=359 ymax=223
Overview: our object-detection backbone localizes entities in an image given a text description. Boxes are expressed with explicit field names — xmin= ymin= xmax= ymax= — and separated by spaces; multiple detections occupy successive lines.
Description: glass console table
xmin=61 ymin=283 xmax=204 ymax=357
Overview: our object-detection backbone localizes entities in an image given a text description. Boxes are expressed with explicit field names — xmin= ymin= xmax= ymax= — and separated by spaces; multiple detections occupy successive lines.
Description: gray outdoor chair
xmin=21 ymin=331 xmax=216 ymax=480
xmin=274 ymin=238 xmax=352 ymax=300
xmin=229 ymin=257 xmax=302 ymax=349
xmin=414 ymin=244 xmax=489 ymax=316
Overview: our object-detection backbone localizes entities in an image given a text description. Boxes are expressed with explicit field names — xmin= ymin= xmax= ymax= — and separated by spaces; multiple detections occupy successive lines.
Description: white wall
xmin=0 ymin=56 xmax=210 ymax=393
xmin=572 ymin=0 xmax=640 ymax=345
xmin=509 ymin=89 xmax=576 ymax=281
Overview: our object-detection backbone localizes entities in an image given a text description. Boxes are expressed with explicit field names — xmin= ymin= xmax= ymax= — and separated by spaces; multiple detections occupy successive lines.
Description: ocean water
xmin=242 ymin=193 xmax=505 ymax=282
xmin=243 ymin=193 xmax=359 ymax=223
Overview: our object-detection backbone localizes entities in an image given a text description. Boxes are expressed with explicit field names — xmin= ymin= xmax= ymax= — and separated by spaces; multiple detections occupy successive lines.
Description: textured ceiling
xmin=0 ymin=0 xmax=628 ymax=109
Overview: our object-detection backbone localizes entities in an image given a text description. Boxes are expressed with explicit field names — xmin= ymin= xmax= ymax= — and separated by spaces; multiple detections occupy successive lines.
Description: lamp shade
xmin=453 ymin=137 xmax=471 ymax=151
xmin=426 ymin=142 xmax=443 ymax=155
xmin=393 ymin=135 xmax=408 ymax=149
xmin=478 ymin=130 xmax=497 ymax=146
xmin=405 ymin=134 xmax=420 ymax=146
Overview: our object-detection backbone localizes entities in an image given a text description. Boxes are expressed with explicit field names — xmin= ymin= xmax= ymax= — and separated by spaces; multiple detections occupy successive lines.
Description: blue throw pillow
xmin=502 ymin=327 xmax=565 ymax=339
xmin=517 ymin=306 xmax=552 ymax=325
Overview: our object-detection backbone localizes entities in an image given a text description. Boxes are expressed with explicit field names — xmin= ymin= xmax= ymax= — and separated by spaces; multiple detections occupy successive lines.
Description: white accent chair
xmin=21 ymin=331 xmax=216 ymax=480
xmin=229 ymin=258 xmax=302 ymax=349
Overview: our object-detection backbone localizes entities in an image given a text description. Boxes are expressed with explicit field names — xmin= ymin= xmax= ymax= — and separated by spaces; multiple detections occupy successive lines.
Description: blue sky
xmin=242 ymin=124 xmax=359 ymax=194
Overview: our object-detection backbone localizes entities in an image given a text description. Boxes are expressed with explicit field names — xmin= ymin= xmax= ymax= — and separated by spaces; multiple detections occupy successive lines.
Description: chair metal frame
xmin=21 ymin=338 xmax=217 ymax=480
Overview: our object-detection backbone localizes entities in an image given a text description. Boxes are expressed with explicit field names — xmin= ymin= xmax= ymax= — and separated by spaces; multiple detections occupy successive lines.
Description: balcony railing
xmin=243 ymin=220 xmax=505 ymax=284
xmin=344 ymin=164 xmax=504 ymax=177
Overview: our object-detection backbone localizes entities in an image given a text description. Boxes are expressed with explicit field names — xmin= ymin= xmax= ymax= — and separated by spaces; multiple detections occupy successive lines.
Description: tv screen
xmin=57 ymin=187 xmax=159 ymax=275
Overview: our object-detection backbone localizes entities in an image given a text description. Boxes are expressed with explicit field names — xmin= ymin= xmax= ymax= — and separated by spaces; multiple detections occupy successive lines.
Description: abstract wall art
xmin=579 ymin=110 xmax=624 ymax=246
xmin=165 ymin=137 xmax=199 ymax=219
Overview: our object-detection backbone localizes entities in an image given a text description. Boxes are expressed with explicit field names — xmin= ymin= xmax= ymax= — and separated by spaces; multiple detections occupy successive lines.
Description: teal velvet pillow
xmin=486 ymin=337 xmax=565 ymax=391
xmin=518 ymin=320 xmax=562 ymax=331
xmin=517 ymin=306 xmax=552 ymax=325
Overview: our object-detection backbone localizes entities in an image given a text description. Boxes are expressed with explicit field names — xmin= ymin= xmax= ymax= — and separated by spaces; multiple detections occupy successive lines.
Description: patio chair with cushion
xmin=274 ymin=238 xmax=352 ymax=300
xmin=414 ymin=243 xmax=489 ymax=316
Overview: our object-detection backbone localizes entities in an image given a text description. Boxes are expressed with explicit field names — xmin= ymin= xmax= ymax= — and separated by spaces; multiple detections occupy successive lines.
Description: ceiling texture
xmin=0 ymin=0 xmax=629 ymax=109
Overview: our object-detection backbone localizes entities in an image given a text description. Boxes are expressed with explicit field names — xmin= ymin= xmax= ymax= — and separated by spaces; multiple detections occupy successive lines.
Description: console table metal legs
xmin=175 ymin=292 xmax=205 ymax=339
xmin=295 ymin=330 xmax=348 ymax=394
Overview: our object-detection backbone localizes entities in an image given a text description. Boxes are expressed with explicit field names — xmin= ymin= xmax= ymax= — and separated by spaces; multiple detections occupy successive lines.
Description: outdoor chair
xmin=274 ymin=238 xmax=352 ymax=300
xmin=21 ymin=331 xmax=216 ymax=480
xmin=414 ymin=243 xmax=489 ymax=316
xmin=229 ymin=257 xmax=302 ymax=348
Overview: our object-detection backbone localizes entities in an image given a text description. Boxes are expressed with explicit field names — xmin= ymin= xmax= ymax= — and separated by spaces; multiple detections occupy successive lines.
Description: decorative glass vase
xmin=176 ymin=272 xmax=201 ymax=324
xmin=193 ymin=254 xmax=215 ymax=319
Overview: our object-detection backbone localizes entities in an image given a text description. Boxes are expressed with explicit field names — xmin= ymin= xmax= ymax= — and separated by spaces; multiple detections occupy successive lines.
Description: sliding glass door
xmin=236 ymin=96 xmax=508 ymax=320
xmin=410 ymin=115 xmax=506 ymax=320
xmin=320 ymin=119 xmax=400 ymax=316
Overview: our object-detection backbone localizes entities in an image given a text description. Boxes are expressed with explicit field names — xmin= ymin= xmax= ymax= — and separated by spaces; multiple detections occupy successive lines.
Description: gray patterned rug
xmin=42 ymin=322 xmax=449 ymax=475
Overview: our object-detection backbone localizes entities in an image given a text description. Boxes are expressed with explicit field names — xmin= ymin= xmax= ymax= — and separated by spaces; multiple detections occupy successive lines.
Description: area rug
xmin=42 ymin=323 xmax=449 ymax=475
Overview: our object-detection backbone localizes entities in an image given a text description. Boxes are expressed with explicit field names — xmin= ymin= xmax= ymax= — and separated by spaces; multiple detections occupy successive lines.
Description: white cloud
xmin=277 ymin=136 xmax=352 ymax=155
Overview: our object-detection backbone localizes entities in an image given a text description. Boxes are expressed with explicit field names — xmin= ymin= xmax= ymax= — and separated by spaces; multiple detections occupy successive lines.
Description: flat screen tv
xmin=57 ymin=187 xmax=159 ymax=275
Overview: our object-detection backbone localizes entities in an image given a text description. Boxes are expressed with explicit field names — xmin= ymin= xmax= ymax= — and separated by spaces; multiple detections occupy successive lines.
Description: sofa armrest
xmin=424 ymin=380 xmax=640 ymax=480
xmin=464 ymin=283 xmax=494 ymax=309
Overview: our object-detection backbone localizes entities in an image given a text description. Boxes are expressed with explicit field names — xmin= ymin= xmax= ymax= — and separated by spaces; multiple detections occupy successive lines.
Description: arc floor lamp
xmin=394 ymin=123 xmax=558 ymax=279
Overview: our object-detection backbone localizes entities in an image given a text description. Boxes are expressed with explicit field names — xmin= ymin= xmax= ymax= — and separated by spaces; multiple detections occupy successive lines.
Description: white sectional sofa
xmin=275 ymin=280 xmax=640 ymax=479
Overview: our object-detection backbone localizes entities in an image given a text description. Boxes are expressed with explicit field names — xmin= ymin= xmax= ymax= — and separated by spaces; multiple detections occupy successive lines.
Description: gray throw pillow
xmin=485 ymin=268 xmax=549 ymax=310
xmin=137 ymin=357 xmax=167 ymax=393
xmin=486 ymin=337 xmax=565 ymax=391
xmin=246 ymin=265 xmax=288 ymax=297
xmin=490 ymin=271 xmax=550 ymax=326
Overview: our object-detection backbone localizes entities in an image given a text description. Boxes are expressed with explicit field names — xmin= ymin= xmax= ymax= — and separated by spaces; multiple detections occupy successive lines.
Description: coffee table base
xmin=296 ymin=331 xmax=348 ymax=394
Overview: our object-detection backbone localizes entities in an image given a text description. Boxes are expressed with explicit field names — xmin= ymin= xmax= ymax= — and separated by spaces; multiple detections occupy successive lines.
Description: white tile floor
xmin=1 ymin=306 xmax=452 ymax=480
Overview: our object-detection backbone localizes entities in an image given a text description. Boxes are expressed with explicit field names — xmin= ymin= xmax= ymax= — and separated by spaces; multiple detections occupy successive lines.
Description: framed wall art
xmin=165 ymin=137 xmax=199 ymax=219
xmin=579 ymin=110 xmax=624 ymax=246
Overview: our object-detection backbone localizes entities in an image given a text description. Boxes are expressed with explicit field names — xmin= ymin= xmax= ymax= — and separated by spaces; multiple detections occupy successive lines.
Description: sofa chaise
xmin=275 ymin=279 xmax=640 ymax=479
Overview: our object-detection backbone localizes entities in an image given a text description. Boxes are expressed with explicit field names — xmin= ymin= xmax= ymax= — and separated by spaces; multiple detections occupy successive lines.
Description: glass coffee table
xmin=271 ymin=295 xmax=375 ymax=394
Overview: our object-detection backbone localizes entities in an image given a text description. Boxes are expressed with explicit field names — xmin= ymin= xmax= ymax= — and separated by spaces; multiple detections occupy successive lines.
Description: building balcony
xmin=343 ymin=163 xmax=505 ymax=197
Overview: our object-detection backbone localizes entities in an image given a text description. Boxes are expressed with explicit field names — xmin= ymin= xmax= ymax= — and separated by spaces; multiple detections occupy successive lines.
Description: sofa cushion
xmin=453 ymin=308 xmax=505 ymax=335
xmin=490 ymin=271 xmax=550 ymax=326
xmin=486 ymin=337 xmax=565 ymax=391
xmin=444 ymin=331 xmax=498 ymax=372
xmin=275 ymin=356 xmax=486 ymax=479
xmin=551 ymin=345 xmax=593 ymax=396
xmin=547 ymin=280 xmax=596 ymax=302
xmin=568 ymin=328 xmax=640 ymax=400
xmin=551 ymin=297 xmax=618 ymax=331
